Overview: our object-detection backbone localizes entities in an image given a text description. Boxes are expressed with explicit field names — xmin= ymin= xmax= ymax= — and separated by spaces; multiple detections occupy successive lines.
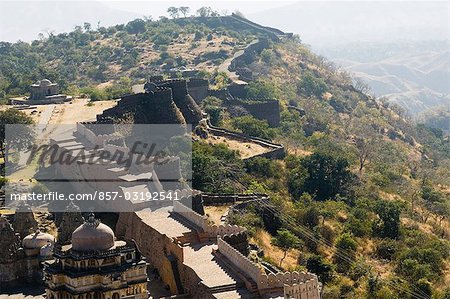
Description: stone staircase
xmin=211 ymin=250 xmax=258 ymax=295
xmin=205 ymin=282 xmax=240 ymax=294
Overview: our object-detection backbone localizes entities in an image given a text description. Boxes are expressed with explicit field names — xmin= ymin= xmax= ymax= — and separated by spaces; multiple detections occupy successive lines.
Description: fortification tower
xmin=13 ymin=202 xmax=38 ymax=239
xmin=57 ymin=202 xmax=84 ymax=245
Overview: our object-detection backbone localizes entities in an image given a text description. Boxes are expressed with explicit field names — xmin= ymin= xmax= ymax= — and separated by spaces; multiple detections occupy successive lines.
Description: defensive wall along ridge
xmin=115 ymin=200 xmax=321 ymax=298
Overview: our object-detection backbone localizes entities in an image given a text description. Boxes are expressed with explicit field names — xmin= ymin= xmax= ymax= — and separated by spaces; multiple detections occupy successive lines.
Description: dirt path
xmin=48 ymin=98 xmax=117 ymax=124
xmin=218 ymin=39 xmax=258 ymax=85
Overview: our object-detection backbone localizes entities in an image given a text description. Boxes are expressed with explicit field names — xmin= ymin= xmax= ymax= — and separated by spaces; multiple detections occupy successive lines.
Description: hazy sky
xmin=0 ymin=1 xmax=448 ymax=48
xmin=100 ymin=0 xmax=293 ymax=17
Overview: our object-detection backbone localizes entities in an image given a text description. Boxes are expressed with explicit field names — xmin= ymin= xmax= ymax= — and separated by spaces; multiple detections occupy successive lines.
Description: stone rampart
xmin=217 ymin=237 xmax=262 ymax=283
xmin=284 ymin=280 xmax=321 ymax=299
xmin=206 ymin=122 xmax=285 ymax=160
xmin=229 ymin=14 xmax=286 ymax=40
xmin=115 ymin=212 xmax=184 ymax=294
xmin=229 ymin=38 xmax=270 ymax=71
xmin=207 ymin=89 xmax=228 ymax=101
xmin=187 ymin=79 xmax=209 ymax=104
xmin=172 ymin=201 xmax=245 ymax=238
xmin=226 ymin=98 xmax=280 ymax=127
xmin=201 ymin=193 xmax=267 ymax=206
xmin=217 ymin=237 xmax=321 ymax=297
xmin=96 ymin=90 xmax=186 ymax=125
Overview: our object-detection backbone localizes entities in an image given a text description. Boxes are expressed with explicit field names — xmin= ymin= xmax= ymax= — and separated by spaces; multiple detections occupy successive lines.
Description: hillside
xmin=319 ymin=41 xmax=450 ymax=120
xmin=1 ymin=13 xmax=449 ymax=299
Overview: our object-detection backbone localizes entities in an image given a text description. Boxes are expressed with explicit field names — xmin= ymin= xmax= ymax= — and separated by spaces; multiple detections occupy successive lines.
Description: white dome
xmin=22 ymin=230 xmax=55 ymax=249
xmin=39 ymin=79 xmax=52 ymax=86
xmin=39 ymin=241 xmax=54 ymax=258
xmin=71 ymin=214 xmax=115 ymax=252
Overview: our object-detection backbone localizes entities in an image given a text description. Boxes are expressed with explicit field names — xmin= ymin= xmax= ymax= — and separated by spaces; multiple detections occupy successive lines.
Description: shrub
xmin=125 ymin=18 xmax=146 ymax=34
xmin=244 ymin=157 xmax=280 ymax=178
xmin=373 ymin=200 xmax=401 ymax=239
xmin=334 ymin=233 xmax=357 ymax=273
xmin=287 ymin=152 xmax=355 ymax=201
xmin=232 ymin=115 xmax=275 ymax=140
xmin=297 ymin=71 xmax=328 ymax=98
xmin=245 ymin=79 xmax=280 ymax=99
xmin=305 ymin=254 xmax=334 ymax=283
xmin=375 ymin=239 xmax=398 ymax=260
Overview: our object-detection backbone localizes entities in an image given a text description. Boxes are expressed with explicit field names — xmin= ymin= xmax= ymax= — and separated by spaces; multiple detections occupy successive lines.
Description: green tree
xmin=167 ymin=7 xmax=180 ymax=19
xmin=83 ymin=22 xmax=91 ymax=32
xmin=179 ymin=6 xmax=190 ymax=17
xmin=202 ymin=96 xmax=223 ymax=126
xmin=192 ymin=142 xmax=244 ymax=193
xmin=297 ymin=71 xmax=328 ymax=98
xmin=272 ymin=229 xmax=301 ymax=267
xmin=306 ymin=254 xmax=334 ymax=283
xmin=232 ymin=115 xmax=275 ymax=140
xmin=196 ymin=7 xmax=218 ymax=17
xmin=0 ymin=109 xmax=34 ymax=166
xmin=334 ymin=233 xmax=357 ymax=273
xmin=288 ymin=152 xmax=355 ymax=201
xmin=125 ymin=19 xmax=146 ymax=35
xmin=373 ymin=200 xmax=401 ymax=239
xmin=260 ymin=48 xmax=274 ymax=64
xmin=245 ymin=79 xmax=280 ymax=99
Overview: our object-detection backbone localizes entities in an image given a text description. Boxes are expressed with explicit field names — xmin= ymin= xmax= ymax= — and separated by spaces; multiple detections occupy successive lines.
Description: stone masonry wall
xmin=217 ymin=238 xmax=321 ymax=298
xmin=206 ymin=122 xmax=285 ymax=160
xmin=173 ymin=201 xmax=245 ymax=238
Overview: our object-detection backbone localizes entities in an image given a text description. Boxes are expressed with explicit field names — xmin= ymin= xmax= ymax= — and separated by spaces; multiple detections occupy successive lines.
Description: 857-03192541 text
xmin=8 ymin=191 xmax=181 ymax=202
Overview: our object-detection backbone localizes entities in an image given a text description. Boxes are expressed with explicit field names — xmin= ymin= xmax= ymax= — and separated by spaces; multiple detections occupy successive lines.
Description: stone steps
xmin=213 ymin=251 xmax=258 ymax=294
xmin=207 ymin=282 xmax=239 ymax=294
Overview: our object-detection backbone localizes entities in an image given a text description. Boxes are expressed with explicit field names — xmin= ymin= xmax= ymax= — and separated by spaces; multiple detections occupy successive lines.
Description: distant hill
xmin=320 ymin=41 xmax=450 ymax=117
xmin=0 ymin=1 xmax=139 ymax=42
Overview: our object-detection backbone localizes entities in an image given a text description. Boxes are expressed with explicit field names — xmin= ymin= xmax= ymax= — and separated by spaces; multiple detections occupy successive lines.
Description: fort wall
xmin=229 ymin=38 xmax=270 ymax=72
xmin=187 ymin=78 xmax=209 ymax=104
xmin=217 ymin=238 xmax=320 ymax=298
xmin=173 ymin=201 xmax=245 ymax=239
xmin=157 ymin=80 xmax=203 ymax=125
xmin=115 ymin=212 xmax=185 ymax=294
xmin=201 ymin=193 xmax=267 ymax=206
xmin=96 ymin=89 xmax=186 ymax=125
xmin=206 ymin=121 xmax=285 ymax=160
xmin=226 ymin=98 xmax=281 ymax=127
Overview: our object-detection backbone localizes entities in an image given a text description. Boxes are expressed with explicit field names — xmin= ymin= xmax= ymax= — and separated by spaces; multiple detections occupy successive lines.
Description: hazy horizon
xmin=0 ymin=1 xmax=448 ymax=49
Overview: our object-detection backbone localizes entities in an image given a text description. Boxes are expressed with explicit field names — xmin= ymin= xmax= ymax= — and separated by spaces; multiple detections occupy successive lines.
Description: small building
xmin=44 ymin=214 xmax=148 ymax=299
xmin=31 ymin=79 xmax=59 ymax=100
xmin=28 ymin=79 xmax=70 ymax=104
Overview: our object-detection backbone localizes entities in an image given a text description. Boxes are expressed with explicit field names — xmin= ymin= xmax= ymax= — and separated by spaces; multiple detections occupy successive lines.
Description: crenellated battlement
xmin=217 ymin=237 xmax=321 ymax=298
xmin=172 ymin=201 xmax=246 ymax=239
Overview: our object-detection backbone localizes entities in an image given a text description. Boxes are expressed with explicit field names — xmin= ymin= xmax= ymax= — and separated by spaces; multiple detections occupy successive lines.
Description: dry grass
xmin=204 ymin=205 xmax=231 ymax=225
xmin=252 ymin=229 xmax=300 ymax=271
xmin=205 ymin=135 xmax=273 ymax=159
xmin=48 ymin=98 xmax=117 ymax=124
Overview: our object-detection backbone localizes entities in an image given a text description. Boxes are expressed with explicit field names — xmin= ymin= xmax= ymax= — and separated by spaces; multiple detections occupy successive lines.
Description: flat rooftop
xmin=136 ymin=208 xmax=194 ymax=239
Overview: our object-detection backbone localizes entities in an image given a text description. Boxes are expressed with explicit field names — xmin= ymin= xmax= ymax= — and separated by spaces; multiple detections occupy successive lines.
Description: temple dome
xmin=39 ymin=79 xmax=52 ymax=86
xmin=22 ymin=230 xmax=55 ymax=249
xmin=39 ymin=241 xmax=54 ymax=258
xmin=71 ymin=214 xmax=115 ymax=252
